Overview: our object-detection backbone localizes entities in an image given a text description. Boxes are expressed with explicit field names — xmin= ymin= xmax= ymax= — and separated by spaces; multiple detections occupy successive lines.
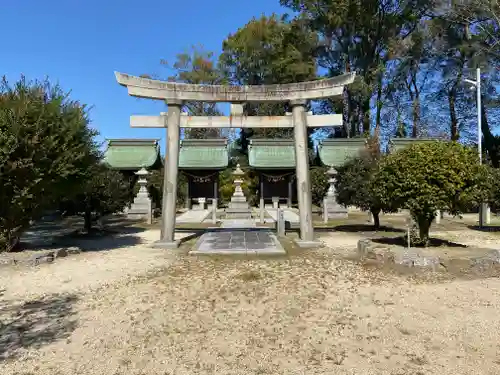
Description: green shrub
xmin=335 ymin=151 xmax=396 ymax=228
xmin=373 ymin=141 xmax=489 ymax=245
xmin=0 ymin=77 xmax=98 ymax=251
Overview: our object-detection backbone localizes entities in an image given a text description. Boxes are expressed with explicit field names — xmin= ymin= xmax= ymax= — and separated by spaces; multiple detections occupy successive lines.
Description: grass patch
xmin=237 ymin=270 xmax=262 ymax=281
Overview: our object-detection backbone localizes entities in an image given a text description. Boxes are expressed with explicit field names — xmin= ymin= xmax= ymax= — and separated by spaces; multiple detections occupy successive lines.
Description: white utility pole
xmin=465 ymin=67 xmax=489 ymax=226
xmin=465 ymin=67 xmax=482 ymax=164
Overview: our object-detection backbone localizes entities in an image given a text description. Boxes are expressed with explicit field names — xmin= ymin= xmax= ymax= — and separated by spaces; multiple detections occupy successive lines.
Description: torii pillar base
xmin=294 ymin=239 xmax=323 ymax=249
xmin=151 ymin=239 xmax=180 ymax=249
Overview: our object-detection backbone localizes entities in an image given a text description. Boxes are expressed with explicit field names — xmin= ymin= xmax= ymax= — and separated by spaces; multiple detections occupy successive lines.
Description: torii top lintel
xmin=114 ymin=72 xmax=356 ymax=102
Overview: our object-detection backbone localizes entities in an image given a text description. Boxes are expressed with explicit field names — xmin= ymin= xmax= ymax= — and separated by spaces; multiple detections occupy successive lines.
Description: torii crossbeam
xmin=130 ymin=112 xmax=343 ymax=129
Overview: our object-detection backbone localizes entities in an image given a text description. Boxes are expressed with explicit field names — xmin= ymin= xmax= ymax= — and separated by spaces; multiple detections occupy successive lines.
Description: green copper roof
xmin=104 ymin=139 xmax=161 ymax=170
xmin=318 ymin=138 xmax=367 ymax=167
xmin=388 ymin=138 xmax=437 ymax=153
xmin=248 ymin=139 xmax=296 ymax=169
xmin=179 ymin=139 xmax=228 ymax=169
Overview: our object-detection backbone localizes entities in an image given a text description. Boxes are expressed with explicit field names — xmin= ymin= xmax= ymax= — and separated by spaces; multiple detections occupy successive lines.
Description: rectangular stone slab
xmin=190 ymin=231 xmax=285 ymax=255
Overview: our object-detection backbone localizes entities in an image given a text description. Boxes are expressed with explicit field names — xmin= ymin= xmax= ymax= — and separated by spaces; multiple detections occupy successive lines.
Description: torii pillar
xmin=290 ymin=100 xmax=314 ymax=244
xmin=158 ymin=100 xmax=182 ymax=247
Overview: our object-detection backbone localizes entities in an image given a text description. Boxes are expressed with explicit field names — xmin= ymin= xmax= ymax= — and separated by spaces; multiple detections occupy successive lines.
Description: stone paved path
xmin=176 ymin=209 xmax=211 ymax=223
xmin=266 ymin=208 xmax=300 ymax=223
xmin=191 ymin=218 xmax=284 ymax=255
xmin=190 ymin=230 xmax=285 ymax=255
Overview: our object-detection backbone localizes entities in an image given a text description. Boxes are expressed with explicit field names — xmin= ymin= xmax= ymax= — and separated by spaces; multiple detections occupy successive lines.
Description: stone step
xmin=176 ymin=209 xmax=211 ymax=223
xmin=266 ymin=208 xmax=299 ymax=223
xmin=221 ymin=219 xmax=256 ymax=228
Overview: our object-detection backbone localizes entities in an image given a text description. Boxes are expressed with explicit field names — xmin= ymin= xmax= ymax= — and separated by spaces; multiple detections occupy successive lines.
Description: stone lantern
xmin=225 ymin=164 xmax=252 ymax=219
xmin=323 ymin=166 xmax=348 ymax=221
xmin=127 ymin=167 xmax=152 ymax=224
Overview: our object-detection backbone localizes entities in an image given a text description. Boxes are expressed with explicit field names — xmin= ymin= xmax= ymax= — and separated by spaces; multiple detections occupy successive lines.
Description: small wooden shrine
xmin=248 ymin=139 xmax=297 ymax=208
xmin=179 ymin=139 xmax=229 ymax=209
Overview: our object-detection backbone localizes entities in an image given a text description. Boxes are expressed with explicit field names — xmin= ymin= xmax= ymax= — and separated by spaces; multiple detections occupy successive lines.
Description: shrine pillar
xmin=290 ymin=100 xmax=316 ymax=245
xmin=155 ymin=100 xmax=182 ymax=248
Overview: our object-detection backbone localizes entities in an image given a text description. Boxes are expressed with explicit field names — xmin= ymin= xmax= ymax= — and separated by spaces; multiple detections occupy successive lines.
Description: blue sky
xmin=1 ymin=0 xmax=284 ymax=147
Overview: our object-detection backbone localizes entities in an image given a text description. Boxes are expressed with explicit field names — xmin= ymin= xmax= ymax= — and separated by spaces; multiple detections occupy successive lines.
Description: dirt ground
xmin=1 ymin=219 xmax=500 ymax=374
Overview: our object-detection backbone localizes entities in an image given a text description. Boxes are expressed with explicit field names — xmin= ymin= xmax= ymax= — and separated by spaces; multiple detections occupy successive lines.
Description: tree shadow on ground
xmin=0 ymin=292 xmax=78 ymax=361
xmin=467 ymin=225 xmax=500 ymax=233
xmin=372 ymin=236 xmax=467 ymax=248
xmin=19 ymin=213 xmax=149 ymax=252
xmin=19 ymin=225 xmax=147 ymax=253
xmin=101 ymin=215 xmax=145 ymax=227
xmin=314 ymin=224 xmax=405 ymax=233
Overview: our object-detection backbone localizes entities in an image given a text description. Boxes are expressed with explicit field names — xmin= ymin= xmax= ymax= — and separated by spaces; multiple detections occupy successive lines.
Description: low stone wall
xmin=357 ymin=239 xmax=500 ymax=271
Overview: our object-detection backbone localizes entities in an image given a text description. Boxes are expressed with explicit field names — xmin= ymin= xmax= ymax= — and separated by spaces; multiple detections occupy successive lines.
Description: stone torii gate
xmin=115 ymin=72 xmax=355 ymax=248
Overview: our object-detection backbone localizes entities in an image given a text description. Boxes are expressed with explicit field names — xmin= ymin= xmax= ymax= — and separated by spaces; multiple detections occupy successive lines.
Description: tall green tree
xmin=219 ymin=14 xmax=318 ymax=152
xmin=447 ymin=0 xmax=500 ymax=58
xmin=426 ymin=15 xmax=481 ymax=140
xmin=335 ymin=145 xmax=396 ymax=228
xmin=0 ymin=77 xmax=99 ymax=251
xmin=439 ymin=2 xmax=500 ymax=161
xmin=59 ymin=165 xmax=131 ymax=232
xmin=164 ymin=46 xmax=224 ymax=139
xmin=386 ymin=23 xmax=435 ymax=138
xmin=281 ymin=0 xmax=431 ymax=136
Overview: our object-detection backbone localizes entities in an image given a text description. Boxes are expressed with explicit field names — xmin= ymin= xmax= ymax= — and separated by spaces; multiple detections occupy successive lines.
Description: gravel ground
xmin=1 ymin=228 xmax=500 ymax=374
xmin=0 ymin=229 xmax=192 ymax=299
xmin=432 ymin=230 xmax=500 ymax=249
